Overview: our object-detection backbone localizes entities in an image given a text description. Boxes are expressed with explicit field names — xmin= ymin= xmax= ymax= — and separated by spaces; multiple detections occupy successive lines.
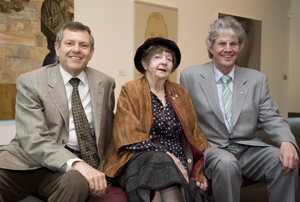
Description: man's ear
xmin=54 ymin=42 xmax=60 ymax=57
xmin=239 ymin=42 xmax=244 ymax=51
xmin=89 ymin=47 xmax=95 ymax=60
xmin=206 ymin=42 xmax=213 ymax=54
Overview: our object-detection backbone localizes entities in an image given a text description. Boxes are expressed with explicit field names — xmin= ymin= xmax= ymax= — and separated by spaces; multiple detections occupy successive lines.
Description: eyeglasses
xmin=216 ymin=41 xmax=240 ymax=49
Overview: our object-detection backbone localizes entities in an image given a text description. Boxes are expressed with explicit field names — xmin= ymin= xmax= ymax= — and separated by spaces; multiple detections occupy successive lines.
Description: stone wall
xmin=0 ymin=0 xmax=49 ymax=84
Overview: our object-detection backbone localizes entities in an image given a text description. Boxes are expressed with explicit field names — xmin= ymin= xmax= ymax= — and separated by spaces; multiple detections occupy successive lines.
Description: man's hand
xmin=72 ymin=161 xmax=107 ymax=197
xmin=196 ymin=177 xmax=208 ymax=191
xmin=166 ymin=151 xmax=189 ymax=184
xmin=279 ymin=141 xmax=299 ymax=175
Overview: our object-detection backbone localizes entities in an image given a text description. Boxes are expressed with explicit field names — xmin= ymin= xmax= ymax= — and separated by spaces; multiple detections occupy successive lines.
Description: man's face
xmin=55 ymin=28 xmax=94 ymax=77
xmin=208 ymin=34 xmax=243 ymax=74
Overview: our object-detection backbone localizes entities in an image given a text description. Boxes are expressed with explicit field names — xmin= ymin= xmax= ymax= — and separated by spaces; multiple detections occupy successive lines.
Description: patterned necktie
xmin=221 ymin=75 xmax=233 ymax=136
xmin=69 ymin=78 xmax=100 ymax=169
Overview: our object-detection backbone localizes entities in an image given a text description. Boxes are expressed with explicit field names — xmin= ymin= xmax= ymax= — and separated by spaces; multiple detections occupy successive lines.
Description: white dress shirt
xmin=213 ymin=65 xmax=235 ymax=134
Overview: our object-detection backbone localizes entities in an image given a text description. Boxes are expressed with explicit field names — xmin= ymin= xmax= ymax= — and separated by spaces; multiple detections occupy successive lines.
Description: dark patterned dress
xmin=124 ymin=91 xmax=188 ymax=170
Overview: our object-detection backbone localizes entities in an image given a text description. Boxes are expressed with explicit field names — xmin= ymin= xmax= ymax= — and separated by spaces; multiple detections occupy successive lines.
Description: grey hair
xmin=56 ymin=21 xmax=94 ymax=49
xmin=206 ymin=16 xmax=245 ymax=59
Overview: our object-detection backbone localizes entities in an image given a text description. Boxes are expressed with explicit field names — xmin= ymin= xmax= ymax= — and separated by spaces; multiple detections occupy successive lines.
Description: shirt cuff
xmin=66 ymin=158 xmax=83 ymax=172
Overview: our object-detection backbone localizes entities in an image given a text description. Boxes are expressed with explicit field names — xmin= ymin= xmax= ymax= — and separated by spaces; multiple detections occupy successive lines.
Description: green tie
xmin=69 ymin=78 xmax=100 ymax=169
xmin=220 ymin=75 xmax=233 ymax=136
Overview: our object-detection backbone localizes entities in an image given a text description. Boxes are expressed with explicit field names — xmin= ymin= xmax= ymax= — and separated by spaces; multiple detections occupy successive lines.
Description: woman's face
xmin=143 ymin=50 xmax=173 ymax=81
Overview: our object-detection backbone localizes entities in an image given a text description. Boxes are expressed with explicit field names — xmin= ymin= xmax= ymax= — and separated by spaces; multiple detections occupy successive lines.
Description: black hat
xmin=134 ymin=37 xmax=181 ymax=74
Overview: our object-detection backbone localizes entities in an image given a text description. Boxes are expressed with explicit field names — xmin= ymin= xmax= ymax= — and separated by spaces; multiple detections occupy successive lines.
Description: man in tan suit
xmin=0 ymin=22 xmax=115 ymax=202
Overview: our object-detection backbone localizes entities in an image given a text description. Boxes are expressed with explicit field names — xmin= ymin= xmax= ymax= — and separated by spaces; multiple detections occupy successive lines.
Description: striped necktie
xmin=221 ymin=75 xmax=233 ymax=136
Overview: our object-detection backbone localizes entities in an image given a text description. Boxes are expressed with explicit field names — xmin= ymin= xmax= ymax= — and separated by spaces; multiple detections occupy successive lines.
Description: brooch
xmin=170 ymin=91 xmax=178 ymax=101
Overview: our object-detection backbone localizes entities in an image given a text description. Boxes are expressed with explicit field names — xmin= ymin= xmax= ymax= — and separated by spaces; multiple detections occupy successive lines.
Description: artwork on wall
xmin=134 ymin=0 xmax=178 ymax=82
xmin=0 ymin=0 xmax=73 ymax=119
xmin=0 ymin=0 xmax=30 ymax=13
xmin=40 ymin=0 xmax=74 ymax=66
xmin=218 ymin=13 xmax=262 ymax=71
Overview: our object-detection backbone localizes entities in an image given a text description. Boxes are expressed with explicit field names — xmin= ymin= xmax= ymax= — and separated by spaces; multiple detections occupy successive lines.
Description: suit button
xmin=187 ymin=159 xmax=192 ymax=163
xmin=62 ymin=139 xmax=67 ymax=144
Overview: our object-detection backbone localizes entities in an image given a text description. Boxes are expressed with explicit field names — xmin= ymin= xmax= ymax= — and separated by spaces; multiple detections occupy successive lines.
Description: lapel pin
xmin=241 ymin=91 xmax=243 ymax=94
xmin=170 ymin=91 xmax=176 ymax=100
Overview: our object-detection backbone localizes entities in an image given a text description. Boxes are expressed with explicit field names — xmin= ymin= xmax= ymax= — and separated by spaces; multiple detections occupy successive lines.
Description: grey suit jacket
xmin=180 ymin=62 xmax=299 ymax=150
xmin=0 ymin=64 xmax=115 ymax=172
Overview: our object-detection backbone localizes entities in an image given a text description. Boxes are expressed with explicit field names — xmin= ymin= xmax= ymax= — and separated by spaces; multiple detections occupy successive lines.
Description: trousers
xmin=0 ymin=168 xmax=89 ymax=202
xmin=204 ymin=145 xmax=298 ymax=202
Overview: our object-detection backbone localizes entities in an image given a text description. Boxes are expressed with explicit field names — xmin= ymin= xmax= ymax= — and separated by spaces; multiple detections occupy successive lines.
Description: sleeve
xmin=180 ymin=70 xmax=189 ymax=92
xmin=258 ymin=75 xmax=299 ymax=151
xmin=103 ymin=77 xmax=116 ymax=157
xmin=112 ymin=84 xmax=152 ymax=151
xmin=15 ymin=74 xmax=78 ymax=172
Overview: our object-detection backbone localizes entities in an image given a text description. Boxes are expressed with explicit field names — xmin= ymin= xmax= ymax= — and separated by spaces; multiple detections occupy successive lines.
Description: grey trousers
xmin=0 ymin=168 xmax=89 ymax=202
xmin=204 ymin=145 xmax=298 ymax=202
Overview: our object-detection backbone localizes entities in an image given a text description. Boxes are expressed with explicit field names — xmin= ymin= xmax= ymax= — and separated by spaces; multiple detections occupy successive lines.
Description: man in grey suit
xmin=0 ymin=22 xmax=115 ymax=201
xmin=180 ymin=16 xmax=299 ymax=202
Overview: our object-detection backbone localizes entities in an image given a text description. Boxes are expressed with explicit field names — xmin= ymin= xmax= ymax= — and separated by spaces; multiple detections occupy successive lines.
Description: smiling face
xmin=55 ymin=28 xmax=94 ymax=77
xmin=208 ymin=34 xmax=244 ymax=74
xmin=143 ymin=50 xmax=173 ymax=82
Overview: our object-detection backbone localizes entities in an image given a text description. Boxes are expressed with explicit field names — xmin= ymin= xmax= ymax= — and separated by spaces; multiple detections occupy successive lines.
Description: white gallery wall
xmin=74 ymin=0 xmax=294 ymax=115
xmin=1 ymin=0 xmax=299 ymax=145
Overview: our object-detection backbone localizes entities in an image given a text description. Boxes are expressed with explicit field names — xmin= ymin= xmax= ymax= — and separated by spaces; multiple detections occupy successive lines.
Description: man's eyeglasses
xmin=216 ymin=41 xmax=240 ymax=49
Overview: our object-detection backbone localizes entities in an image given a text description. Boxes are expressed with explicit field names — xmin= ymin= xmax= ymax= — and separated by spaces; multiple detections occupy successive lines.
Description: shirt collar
xmin=59 ymin=65 xmax=88 ymax=86
xmin=213 ymin=64 xmax=235 ymax=83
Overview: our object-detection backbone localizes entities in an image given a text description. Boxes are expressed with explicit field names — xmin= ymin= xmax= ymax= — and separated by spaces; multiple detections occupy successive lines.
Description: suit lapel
xmin=198 ymin=62 xmax=226 ymax=126
xmin=232 ymin=66 xmax=248 ymax=128
xmin=47 ymin=64 xmax=69 ymax=131
xmin=85 ymin=68 xmax=104 ymax=147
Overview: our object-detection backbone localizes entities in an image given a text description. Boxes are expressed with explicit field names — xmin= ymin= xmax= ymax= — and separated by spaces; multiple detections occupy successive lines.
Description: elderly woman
xmin=104 ymin=37 xmax=210 ymax=202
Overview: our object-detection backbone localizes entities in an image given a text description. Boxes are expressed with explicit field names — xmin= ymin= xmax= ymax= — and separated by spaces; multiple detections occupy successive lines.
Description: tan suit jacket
xmin=0 ymin=64 xmax=115 ymax=172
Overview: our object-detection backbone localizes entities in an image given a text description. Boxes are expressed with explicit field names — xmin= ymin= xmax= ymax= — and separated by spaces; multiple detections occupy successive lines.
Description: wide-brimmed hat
xmin=134 ymin=37 xmax=181 ymax=74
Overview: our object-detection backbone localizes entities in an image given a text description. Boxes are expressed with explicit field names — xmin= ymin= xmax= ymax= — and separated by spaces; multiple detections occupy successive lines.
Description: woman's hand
xmin=196 ymin=177 xmax=208 ymax=191
xmin=166 ymin=151 xmax=189 ymax=184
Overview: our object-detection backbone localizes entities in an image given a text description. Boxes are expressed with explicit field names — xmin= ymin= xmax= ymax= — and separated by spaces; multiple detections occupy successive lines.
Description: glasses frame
xmin=216 ymin=41 xmax=240 ymax=49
